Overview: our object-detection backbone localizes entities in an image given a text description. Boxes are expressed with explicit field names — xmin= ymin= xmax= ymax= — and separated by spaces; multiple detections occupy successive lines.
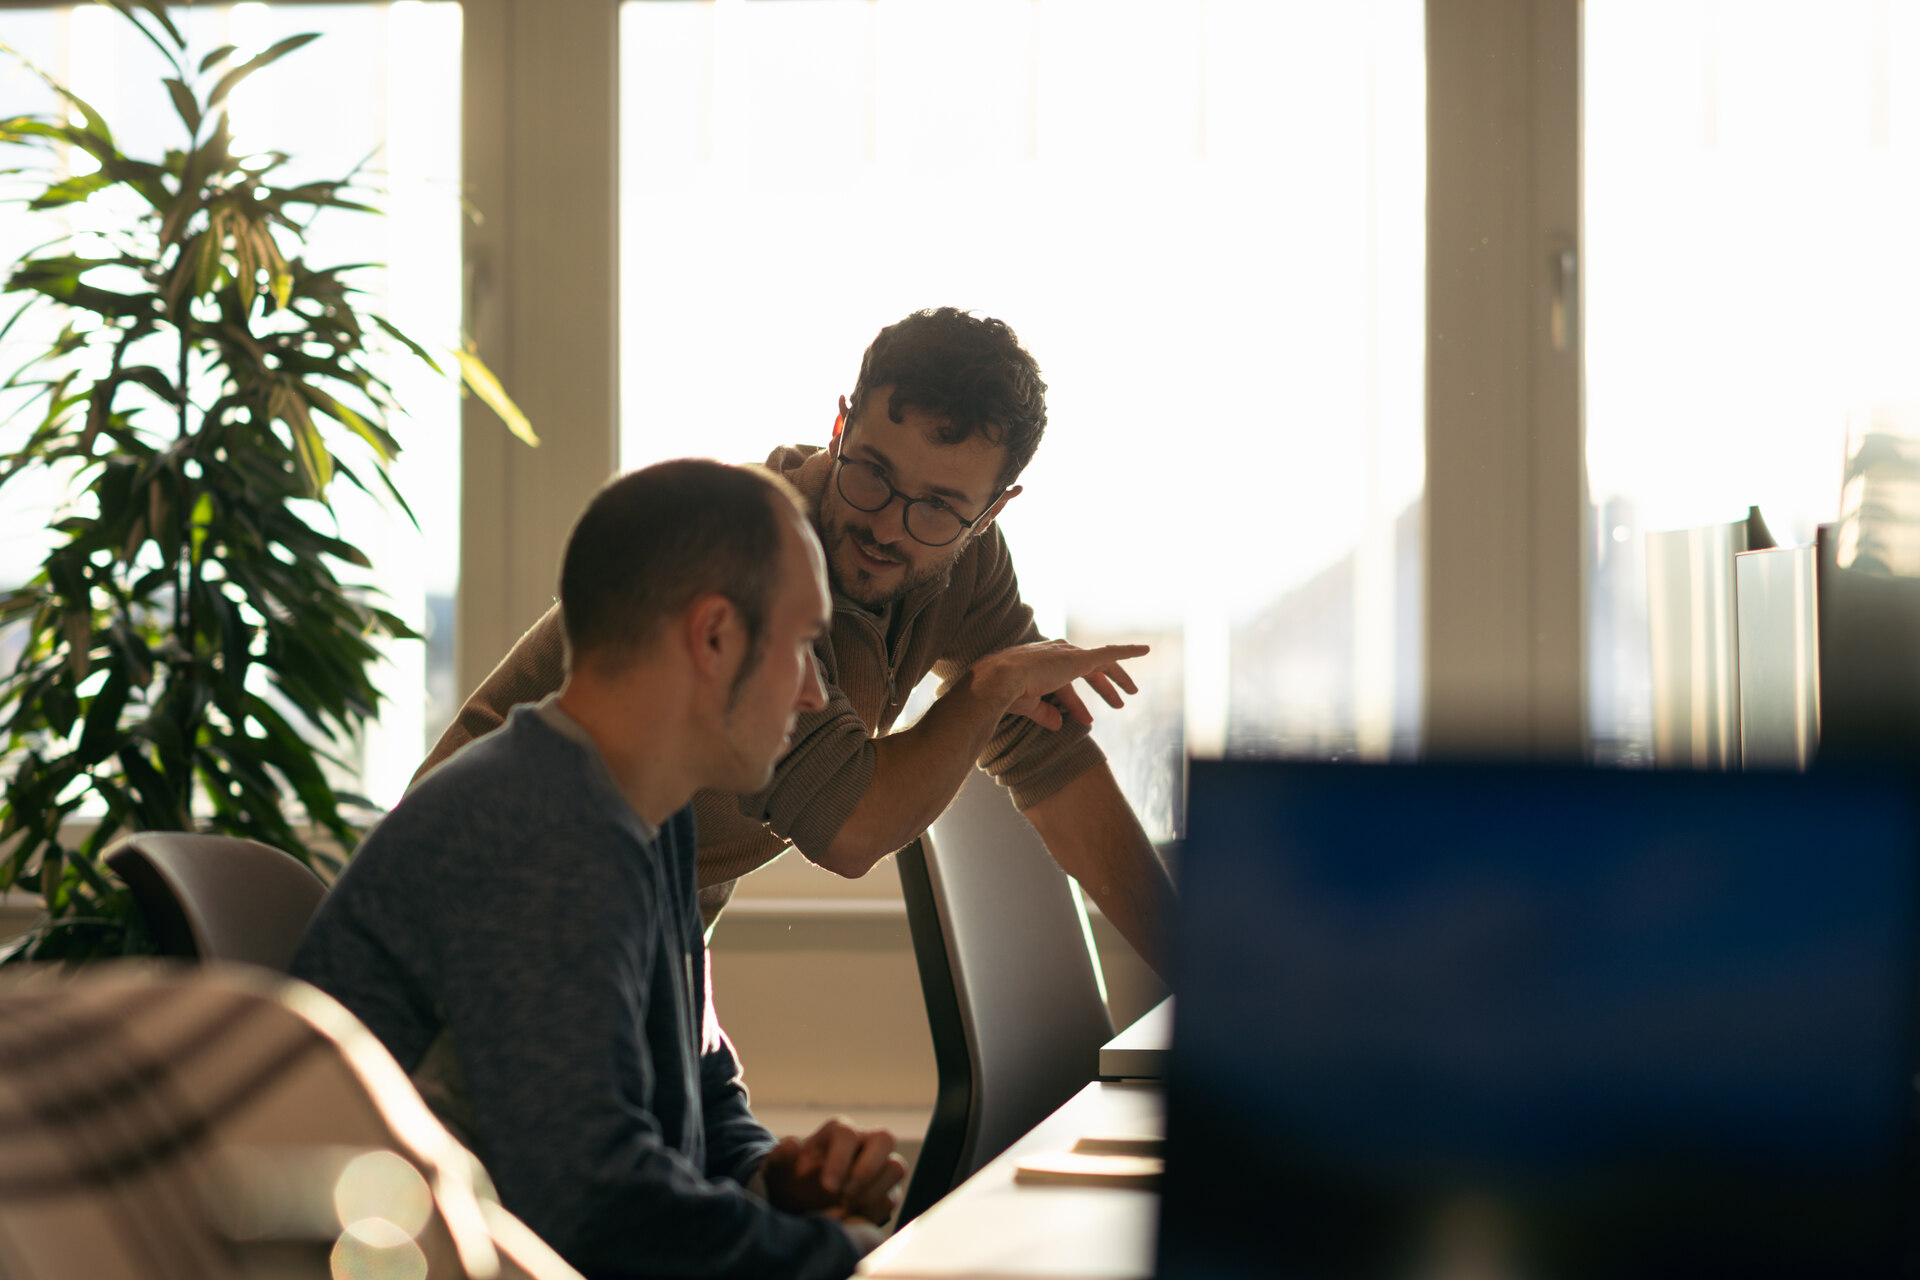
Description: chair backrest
xmin=0 ymin=963 xmax=581 ymax=1280
xmin=104 ymin=832 xmax=327 ymax=970
xmin=895 ymin=767 xmax=1113 ymax=1225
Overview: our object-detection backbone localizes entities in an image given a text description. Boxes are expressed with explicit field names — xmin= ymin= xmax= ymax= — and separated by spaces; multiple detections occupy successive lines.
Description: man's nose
xmin=798 ymin=650 xmax=828 ymax=713
xmin=866 ymin=496 xmax=907 ymax=544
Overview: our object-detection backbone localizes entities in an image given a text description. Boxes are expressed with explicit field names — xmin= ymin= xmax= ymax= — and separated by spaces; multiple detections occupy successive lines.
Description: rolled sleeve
xmin=738 ymin=692 xmax=878 ymax=864
xmin=989 ymin=728 xmax=1106 ymax=812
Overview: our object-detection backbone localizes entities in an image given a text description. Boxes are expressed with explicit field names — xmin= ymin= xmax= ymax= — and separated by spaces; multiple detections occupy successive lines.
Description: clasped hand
xmin=761 ymin=1118 xmax=906 ymax=1226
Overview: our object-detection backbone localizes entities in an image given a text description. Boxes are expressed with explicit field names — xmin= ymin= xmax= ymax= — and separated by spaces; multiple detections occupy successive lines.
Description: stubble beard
xmin=720 ymin=704 xmax=783 ymax=795
xmin=817 ymin=506 xmax=962 ymax=609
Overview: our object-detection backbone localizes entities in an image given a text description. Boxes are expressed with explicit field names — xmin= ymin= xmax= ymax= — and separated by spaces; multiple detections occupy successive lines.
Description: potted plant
xmin=0 ymin=0 xmax=534 ymax=961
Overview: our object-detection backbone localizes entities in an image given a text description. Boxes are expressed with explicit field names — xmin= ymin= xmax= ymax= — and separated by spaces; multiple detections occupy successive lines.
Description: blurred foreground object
xmin=0 ymin=964 xmax=580 ymax=1280
xmin=1162 ymin=759 xmax=1920 ymax=1280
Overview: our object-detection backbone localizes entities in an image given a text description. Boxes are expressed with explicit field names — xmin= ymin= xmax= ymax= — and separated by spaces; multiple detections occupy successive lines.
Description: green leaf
xmin=368 ymin=314 xmax=440 ymax=373
xmin=199 ymin=44 xmax=239 ymax=75
xmin=162 ymin=77 xmax=200 ymax=137
xmin=52 ymin=87 xmax=111 ymax=147
xmin=193 ymin=214 xmax=223 ymax=299
xmin=26 ymin=170 xmax=114 ymax=210
xmin=190 ymin=490 xmax=213 ymax=565
xmin=75 ymin=669 xmax=130 ymax=766
xmin=302 ymin=383 xmax=394 ymax=462
xmin=207 ymin=33 xmax=321 ymax=109
xmin=100 ymin=1 xmax=186 ymax=70
xmin=115 ymin=744 xmax=183 ymax=830
xmin=453 ymin=343 xmax=539 ymax=446
xmin=272 ymin=383 xmax=332 ymax=496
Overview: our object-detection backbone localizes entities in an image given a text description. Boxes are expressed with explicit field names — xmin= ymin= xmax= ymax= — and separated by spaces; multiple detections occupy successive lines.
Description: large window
xmin=620 ymin=0 xmax=1425 ymax=837
xmin=1585 ymin=0 xmax=1920 ymax=762
xmin=0 ymin=2 xmax=462 ymax=808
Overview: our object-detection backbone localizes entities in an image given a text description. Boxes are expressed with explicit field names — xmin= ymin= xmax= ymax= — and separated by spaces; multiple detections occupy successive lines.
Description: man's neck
xmin=555 ymin=674 xmax=697 ymax=828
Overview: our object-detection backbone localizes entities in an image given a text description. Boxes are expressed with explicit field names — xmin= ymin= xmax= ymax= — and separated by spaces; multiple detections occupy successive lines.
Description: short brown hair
xmin=559 ymin=460 xmax=794 ymax=676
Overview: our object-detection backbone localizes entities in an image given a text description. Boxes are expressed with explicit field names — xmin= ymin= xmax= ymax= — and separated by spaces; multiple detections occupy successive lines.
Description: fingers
xmin=1015 ymin=696 xmax=1065 ymax=731
xmin=1051 ymin=683 xmax=1094 ymax=726
xmin=807 ymin=1120 xmax=863 ymax=1196
xmin=764 ymin=1135 xmax=802 ymax=1173
xmin=844 ymin=1129 xmax=895 ymax=1192
xmin=1083 ymin=669 xmax=1124 ymax=709
xmin=846 ymin=1154 xmax=907 ymax=1224
xmin=1060 ymin=645 xmax=1146 ymax=690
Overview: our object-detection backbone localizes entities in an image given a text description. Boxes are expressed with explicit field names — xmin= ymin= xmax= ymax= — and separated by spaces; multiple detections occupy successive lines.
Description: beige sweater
xmin=418 ymin=445 xmax=1105 ymax=918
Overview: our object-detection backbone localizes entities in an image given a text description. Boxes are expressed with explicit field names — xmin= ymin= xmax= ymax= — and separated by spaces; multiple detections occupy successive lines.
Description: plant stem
xmin=175 ymin=317 xmax=191 ymax=660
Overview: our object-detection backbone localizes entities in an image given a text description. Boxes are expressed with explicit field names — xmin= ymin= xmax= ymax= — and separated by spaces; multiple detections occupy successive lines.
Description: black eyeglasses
xmin=832 ymin=454 xmax=1001 ymax=548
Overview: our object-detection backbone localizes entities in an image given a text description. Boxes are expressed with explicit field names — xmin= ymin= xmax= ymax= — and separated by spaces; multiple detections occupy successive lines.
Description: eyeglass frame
xmin=829 ymin=440 xmax=1007 ymax=548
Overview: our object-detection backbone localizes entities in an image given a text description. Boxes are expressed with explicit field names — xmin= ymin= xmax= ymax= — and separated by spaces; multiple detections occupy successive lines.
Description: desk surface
xmin=859 ymin=1081 xmax=1162 ymax=1280
xmin=1098 ymin=997 xmax=1171 ymax=1081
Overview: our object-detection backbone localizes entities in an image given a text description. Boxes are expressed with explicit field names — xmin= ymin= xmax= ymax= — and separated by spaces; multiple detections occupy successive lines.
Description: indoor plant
xmin=0 ymin=1 xmax=534 ymax=961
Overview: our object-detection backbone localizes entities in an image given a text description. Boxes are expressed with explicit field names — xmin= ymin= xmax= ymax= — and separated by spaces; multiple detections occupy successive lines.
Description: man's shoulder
xmin=761 ymin=442 xmax=822 ymax=472
xmin=761 ymin=444 xmax=832 ymax=519
xmin=398 ymin=710 xmax=585 ymax=829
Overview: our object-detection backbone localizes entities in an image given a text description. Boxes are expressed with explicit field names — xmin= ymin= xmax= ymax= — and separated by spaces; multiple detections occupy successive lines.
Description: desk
xmin=859 ymin=1081 xmax=1161 ymax=1279
xmin=1098 ymin=997 xmax=1171 ymax=1081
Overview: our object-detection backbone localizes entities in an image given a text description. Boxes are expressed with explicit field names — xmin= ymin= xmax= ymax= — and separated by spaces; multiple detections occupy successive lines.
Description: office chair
xmin=0 ymin=963 xmax=581 ymax=1280
xmin=895 ymin=767 xmax=1114 ymax=1226
xmin=104 ymin=831 xmax=327 ymax=971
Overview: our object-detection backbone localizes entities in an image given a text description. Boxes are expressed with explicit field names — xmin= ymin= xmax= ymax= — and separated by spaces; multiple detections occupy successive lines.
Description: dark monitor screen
xmin=1158 ymin=761 xmax=1920 ymax=1280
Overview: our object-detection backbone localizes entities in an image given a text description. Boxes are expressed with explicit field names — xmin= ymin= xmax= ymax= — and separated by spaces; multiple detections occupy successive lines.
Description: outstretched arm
xmin=815 ymin=640 xmax=1147 ymax=876
xmin=1022 ymin=763 xmax=1176 ymax=979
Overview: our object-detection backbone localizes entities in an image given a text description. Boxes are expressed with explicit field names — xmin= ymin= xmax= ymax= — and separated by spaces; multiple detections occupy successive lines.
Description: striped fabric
xmin=0 ymin=963 xmax=581 ymax=1280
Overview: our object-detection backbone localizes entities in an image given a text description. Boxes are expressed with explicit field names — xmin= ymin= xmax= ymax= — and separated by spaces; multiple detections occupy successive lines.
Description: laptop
xmin=1158 ymin=760 xmax=1920 ymax=1280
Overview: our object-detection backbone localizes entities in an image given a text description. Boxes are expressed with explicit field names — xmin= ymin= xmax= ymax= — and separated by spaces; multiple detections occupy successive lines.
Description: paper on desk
xmin=1013 ymin=1151 xmax=1163 ymax=1190
xmin=1070 ymin=1135 xmax=1164 ymax=1158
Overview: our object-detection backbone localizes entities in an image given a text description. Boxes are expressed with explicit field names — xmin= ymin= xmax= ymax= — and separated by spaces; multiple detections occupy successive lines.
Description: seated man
xmin=293 ymin=461 xmax=900 ymax=1280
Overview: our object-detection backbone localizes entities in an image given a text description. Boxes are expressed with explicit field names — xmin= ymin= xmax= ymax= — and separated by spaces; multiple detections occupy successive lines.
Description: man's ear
xmin=683 ymin=593 xmax=744 ymax=685
xmin=830 ymin=395 xmax=850 ymax=453
xmin=976 ymin=484 xmax=1022 ymax=534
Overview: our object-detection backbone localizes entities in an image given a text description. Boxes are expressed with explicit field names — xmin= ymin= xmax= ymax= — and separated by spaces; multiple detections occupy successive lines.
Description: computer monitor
xmin=1158 ymin=760 xmax=1920 ymax=1280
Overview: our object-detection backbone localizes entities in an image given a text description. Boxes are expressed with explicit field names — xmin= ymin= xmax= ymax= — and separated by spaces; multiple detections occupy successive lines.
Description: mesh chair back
xmin=895 ymin=768 xmax=1112 ymax=1225
xmin=104 ymin=833 xmax=327 ymax=970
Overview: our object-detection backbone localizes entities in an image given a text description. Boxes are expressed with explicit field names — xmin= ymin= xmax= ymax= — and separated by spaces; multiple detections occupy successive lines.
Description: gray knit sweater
xmin=291 ymin=704 xmax=859 ymax=1280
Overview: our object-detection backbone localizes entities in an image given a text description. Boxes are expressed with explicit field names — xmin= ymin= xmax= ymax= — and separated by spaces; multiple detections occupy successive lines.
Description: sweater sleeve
xmin=413 ymin=605 xmax=568 ymax=788
xmin=698 ymin=945 xmax=779 ymax=1184
xmin=427 ymin=817 xmax=857 ymax=1280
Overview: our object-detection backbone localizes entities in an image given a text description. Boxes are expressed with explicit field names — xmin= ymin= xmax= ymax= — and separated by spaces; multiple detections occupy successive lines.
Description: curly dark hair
xmin=847 ymin=308 xmax=1048 ymax=489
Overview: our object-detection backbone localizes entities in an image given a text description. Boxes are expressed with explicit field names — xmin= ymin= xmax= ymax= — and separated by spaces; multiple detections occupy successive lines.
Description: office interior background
xmin=0 ymin=0 xmax=1912 ymax=1142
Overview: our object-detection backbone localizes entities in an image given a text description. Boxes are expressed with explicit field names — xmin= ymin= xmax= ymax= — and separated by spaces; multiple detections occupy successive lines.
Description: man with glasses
xmin=422 ymin=308 xmax=1176 ymax=976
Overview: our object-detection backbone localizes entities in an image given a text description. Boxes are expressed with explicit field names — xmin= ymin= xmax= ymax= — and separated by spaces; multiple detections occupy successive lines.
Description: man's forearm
xmin=1023 ymin=764 xmax=1176 ymax=978
xmin=817 ymin=669 xmax=1011 ymax=875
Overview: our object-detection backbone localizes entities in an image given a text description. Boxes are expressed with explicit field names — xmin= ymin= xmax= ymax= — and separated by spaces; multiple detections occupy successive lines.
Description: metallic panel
xmin=1646 ymin=520 xmax=1748 ymax=769
xmin=1735 ymin=546 xmax=1820 ymax=771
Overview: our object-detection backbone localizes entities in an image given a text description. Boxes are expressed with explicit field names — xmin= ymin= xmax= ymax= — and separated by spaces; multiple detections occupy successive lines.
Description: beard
xmin=818 ymin=504 xmax=964 ymax=609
